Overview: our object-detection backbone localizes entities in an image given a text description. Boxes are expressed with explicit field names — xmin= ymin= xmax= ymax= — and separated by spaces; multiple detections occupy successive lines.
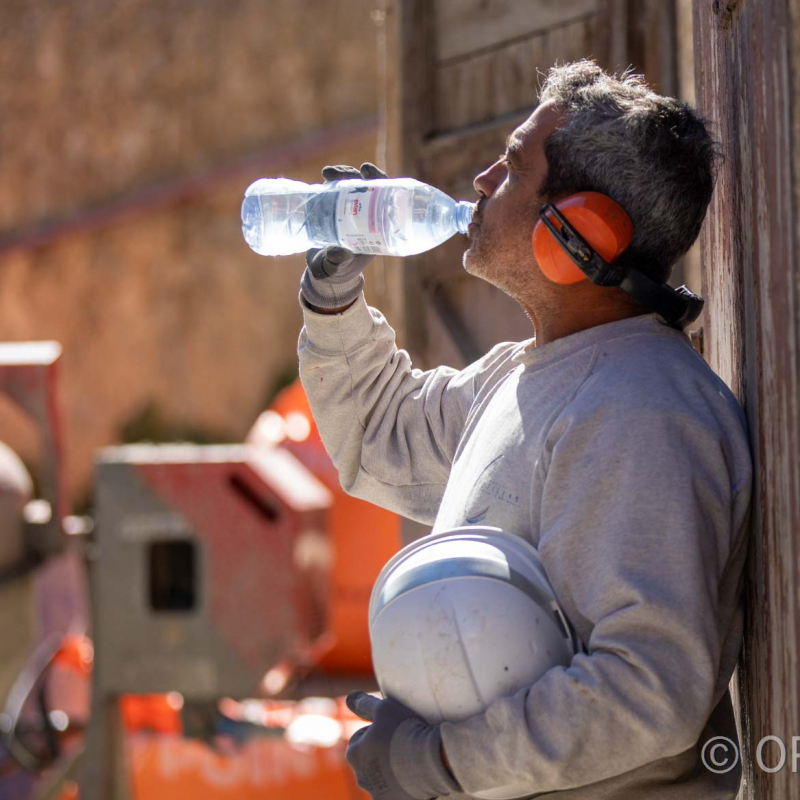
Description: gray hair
xmin=537 ymin=59 xmax=722 ymax=284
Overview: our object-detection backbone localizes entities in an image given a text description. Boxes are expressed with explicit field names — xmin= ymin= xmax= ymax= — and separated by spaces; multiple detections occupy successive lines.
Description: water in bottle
xmin=241 ymin=177 xmax=476 ymax=258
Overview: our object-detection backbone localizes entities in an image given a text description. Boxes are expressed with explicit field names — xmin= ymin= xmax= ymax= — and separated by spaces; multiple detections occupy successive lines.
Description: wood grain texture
xmin=434 ymin=0 xmax=597 ymax=62
xmin=421 ymin=112 xmax=529 ymax=197
xmin=693 ymin=0 xmax=800 ymax=797
xmin=432 ymin=16 xmax=595 ymax=133
xmin=628 ymin=0 xmax=678 ymax=95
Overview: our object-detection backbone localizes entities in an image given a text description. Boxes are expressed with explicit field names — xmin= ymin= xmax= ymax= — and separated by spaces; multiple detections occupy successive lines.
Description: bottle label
xmin=335 ymin=185 xmax=390 ymax=255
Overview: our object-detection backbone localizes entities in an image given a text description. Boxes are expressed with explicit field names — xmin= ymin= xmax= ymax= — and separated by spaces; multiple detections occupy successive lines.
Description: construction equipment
xmin=0 ymin=342 xmax=85 ymax=799
xmin=0 ymin=355 xmax=400 ymax=799
xmin=78 ymin=378 xmax=400 ymax=799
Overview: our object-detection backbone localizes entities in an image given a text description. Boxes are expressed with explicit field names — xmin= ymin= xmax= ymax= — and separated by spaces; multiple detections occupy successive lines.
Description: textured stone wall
xmin=0 ymin=0 xmax=380 ymax=503
xmin=0 ymin=0 xmax=378 ymax=228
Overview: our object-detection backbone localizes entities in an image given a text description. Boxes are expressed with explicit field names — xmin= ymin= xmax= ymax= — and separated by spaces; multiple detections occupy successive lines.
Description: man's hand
xmin=345 ymin=691 xmax=461 ymax=800
xmin=300 ymin=163 xmax=387 ymax=313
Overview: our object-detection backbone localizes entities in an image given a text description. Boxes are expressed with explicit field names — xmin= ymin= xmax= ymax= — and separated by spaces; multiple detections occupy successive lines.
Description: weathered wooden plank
xmin=381 ymin=0 xmax=436 ymax=173
xmin=693 ymin=1 xmax=800 ymax=798
xmin=593 ymin=0 xmax=628 ymax=72
xmin=675 ymin=0 xmax=695 ymax=104
xmin=627 ymin=0 xmax=677 ymax=95
xmin=434 ymin=47 xmax=497 ymax=131
xmin=433 ymin=14 xmax=602 ymax=134
xmin=421 ymin=112 xmax=530 ymax=196
xmin=542 ymin=14 xmax=595 ymax=74
xmin=434 ymin=34 xmax=543 ymax=132
xmin=495 ymin=33 xmax=547 ymax=114
xmin=434 ymin=0 xmax=597 ymax=62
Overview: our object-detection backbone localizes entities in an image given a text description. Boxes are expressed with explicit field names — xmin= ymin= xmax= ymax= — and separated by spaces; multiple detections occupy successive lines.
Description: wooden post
xmin=693 ymin=1 xmax=800 ymax=797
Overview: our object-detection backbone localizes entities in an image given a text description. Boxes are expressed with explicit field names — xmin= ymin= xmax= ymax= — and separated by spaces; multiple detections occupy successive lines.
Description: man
xmin=297 ymin=60 xmax=753 ymax=799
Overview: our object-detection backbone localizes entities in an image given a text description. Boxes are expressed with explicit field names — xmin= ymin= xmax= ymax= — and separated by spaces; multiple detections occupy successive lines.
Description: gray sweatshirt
xmin=297 ymin=294 xmax=753 ymax=799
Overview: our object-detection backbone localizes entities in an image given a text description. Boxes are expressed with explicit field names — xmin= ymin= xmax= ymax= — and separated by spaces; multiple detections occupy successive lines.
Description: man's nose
xmin=473 ymin=161 xmax=505 ymax=198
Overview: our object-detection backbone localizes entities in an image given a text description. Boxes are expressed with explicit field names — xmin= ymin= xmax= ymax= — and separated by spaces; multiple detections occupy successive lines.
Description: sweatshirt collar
xmin=511 ymin=312 xmax=680 ymax=368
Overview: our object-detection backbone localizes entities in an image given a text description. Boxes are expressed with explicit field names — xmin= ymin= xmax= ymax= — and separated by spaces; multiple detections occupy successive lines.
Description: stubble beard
xmin=463 ymin=231 xmax=540 ymax=306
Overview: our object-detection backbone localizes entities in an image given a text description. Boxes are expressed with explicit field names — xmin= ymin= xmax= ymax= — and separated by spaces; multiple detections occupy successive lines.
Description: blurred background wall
xmin=0 ymin=0 xmax=704 ymax=510
xmin=0 ymin=0 xmax=381 ymax=506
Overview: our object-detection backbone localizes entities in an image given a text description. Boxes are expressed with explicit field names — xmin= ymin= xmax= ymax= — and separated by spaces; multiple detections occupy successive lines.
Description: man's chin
xmin=462 ymin=240 xmax=481 ymax=271
xmin=463 ymin=242 xmax=492 ymax=280
xmin=462 ymin=247 xmax=520 ymax=298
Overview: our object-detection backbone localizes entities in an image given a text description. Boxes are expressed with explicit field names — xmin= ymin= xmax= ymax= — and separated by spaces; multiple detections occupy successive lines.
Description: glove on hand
xmin=345 ymin=691 xmax=461 ymax=800
xmin=300 ymin=162 xmax=388 ymax=311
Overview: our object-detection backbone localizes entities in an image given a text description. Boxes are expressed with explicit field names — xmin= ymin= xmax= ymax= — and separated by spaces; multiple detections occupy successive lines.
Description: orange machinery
xmin=86 ymin=377 xmax=399 ymax=799
xmin=0 ymin=373 xmax=402 ymax=800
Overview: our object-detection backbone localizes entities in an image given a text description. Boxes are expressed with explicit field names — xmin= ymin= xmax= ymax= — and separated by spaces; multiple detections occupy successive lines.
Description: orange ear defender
xmin=532 ymin=191 xmax=634 ymax=285
xmin=531 ymin=191 xmax=706 ymax=329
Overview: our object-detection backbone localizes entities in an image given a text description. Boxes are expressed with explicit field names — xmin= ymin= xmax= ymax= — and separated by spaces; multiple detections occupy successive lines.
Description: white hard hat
xmin=369 ymin=526 xmax=580 ymax=800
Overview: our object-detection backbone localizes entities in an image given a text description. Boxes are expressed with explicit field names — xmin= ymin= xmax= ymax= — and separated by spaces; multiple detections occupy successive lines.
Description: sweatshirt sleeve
xmin=439 ymin=396 xmax=752 ymax=795
xmin=297 ymin=294 xmax=516 ymax=524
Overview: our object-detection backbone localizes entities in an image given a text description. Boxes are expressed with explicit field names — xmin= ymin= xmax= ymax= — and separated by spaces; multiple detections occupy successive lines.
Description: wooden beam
xmin=434 ymin=0 xmax=597 ymax=62
xmin=421 ymin=112 xmax=530 ymax=196
xmin=693 ymin=1 xmax=800 ymax=797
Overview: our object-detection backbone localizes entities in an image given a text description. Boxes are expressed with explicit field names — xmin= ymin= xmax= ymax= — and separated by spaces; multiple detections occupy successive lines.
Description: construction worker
xmin=297 ymin=60 xmax=753 ymax=800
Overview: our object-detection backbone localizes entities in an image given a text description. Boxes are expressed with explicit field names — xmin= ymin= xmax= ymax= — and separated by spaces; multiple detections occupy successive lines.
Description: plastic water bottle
xmin=241 ymin=177 xmax=476 ymax=257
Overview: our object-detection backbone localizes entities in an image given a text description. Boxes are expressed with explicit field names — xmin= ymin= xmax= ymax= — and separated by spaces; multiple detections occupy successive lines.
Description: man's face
xmin=463 ymin=101 xmax=566 ymax=296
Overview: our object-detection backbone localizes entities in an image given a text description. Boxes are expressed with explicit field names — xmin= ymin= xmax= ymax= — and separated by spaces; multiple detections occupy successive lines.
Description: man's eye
xmin=498 ymin=154 xmax=511 ymax=166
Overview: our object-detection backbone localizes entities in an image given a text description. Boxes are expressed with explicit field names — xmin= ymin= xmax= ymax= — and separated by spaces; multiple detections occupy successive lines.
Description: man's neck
xmin=523 ymin=300 xmax=648 ymax=347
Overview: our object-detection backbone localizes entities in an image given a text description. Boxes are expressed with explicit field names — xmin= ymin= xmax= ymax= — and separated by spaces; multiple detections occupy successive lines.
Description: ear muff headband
xmin=532 ymin=192 xmax=634 ymax=285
